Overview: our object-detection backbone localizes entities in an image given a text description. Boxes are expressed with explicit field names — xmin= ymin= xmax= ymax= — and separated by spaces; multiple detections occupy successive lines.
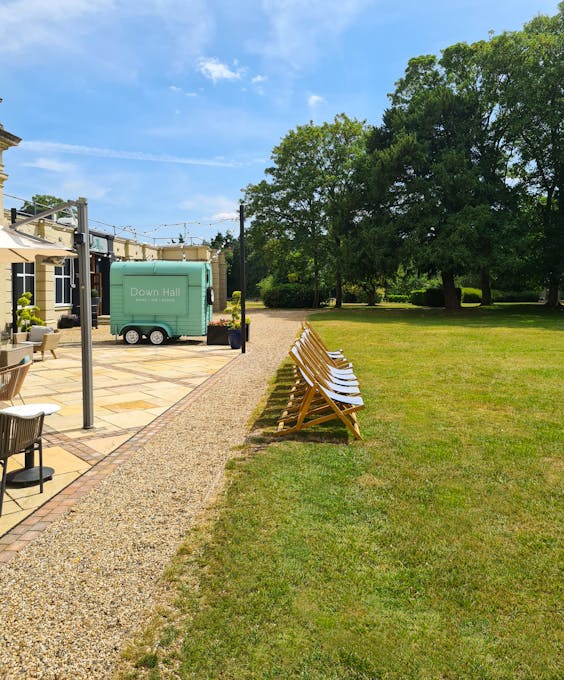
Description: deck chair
xmin=302 ymin=322 xmax=350 ymax=366
xmin=0 ymin=411 xmax=45 ymax=516
xmin=0 ymin=360 xmax=31 ymax=406
xmin=297 ymin=336 xmax=359 ymax=387
xmin=277 ymin=346 xmax=364 ymax=440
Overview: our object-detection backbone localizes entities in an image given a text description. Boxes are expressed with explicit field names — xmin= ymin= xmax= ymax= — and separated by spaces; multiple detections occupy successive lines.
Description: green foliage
xmin=225 ymin=291 xmax=250 ymax=329
xmin=262 ymin=283 xmax=328 ymax=308
xmin=16 ymin=292 xmax=45 ymax=331
xmin=461 ymin=287 xmax=482 ymax=303
xmin=21 ymin=193 xmax=66 ymax=218
xmin=492 ymin=290 xmax=541 ymax=302
xmin=386 ymin=294 xmax=410 ymax=303
xmin=342 ymin=283 xmax=367 ymax=303
xmin=410 ymin=287 xmax=462 ymax=307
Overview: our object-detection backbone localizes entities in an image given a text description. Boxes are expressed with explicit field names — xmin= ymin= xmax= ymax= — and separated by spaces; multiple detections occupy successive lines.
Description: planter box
xmin=207 ymin=323 xmax=249 ymax=345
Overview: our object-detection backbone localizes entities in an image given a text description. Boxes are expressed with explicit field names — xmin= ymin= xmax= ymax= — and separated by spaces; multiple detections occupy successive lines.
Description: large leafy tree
xmin=365 ymin=34 xmax=519 ymax=310
xmin=493 ymin=5 xmax=563 ymax=306
xmin=244 ymin=115 xmax=368 ymax=307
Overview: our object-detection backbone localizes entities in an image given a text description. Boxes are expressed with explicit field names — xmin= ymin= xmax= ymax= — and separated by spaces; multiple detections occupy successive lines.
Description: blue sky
xmin=0 ymin=0 xmax=559 ymax=245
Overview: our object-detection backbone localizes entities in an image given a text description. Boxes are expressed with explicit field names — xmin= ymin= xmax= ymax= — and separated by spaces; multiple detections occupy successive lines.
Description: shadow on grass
xmin=309 ymin=303 xmax=563 ymax=331
xmin=249 ymin=362 xmax=349 ymax=445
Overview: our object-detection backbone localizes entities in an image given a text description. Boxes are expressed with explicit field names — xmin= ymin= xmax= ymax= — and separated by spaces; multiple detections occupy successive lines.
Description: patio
xmin=0 ymin=326 xmax=236 ymax=540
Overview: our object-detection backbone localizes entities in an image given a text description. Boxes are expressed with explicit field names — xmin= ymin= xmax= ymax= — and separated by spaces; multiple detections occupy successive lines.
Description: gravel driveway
xmin=0 ymin=308 xmax=304 ymax=679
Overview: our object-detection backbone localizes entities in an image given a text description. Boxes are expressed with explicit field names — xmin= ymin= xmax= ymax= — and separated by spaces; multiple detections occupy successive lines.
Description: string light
xmin=4 ymin=192 xmax=238 ymax=245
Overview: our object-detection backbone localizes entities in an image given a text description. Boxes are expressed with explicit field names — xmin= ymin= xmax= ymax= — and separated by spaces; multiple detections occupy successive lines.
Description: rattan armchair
xmin=0 ymin=411 xmax=45 ymax=516
xmin=0 ymin=360 xmax=31 ymax=406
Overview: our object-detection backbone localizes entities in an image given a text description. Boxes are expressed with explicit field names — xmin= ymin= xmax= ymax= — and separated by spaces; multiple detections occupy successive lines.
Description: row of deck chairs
xmin=276 ymin=321 xmax=364 ymax=440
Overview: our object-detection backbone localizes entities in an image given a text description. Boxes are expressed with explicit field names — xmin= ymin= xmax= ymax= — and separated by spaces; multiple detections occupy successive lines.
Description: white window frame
xmin=54 ymin=258 xmax=74 ymax=306
xmin=14 ymin=263 xmax=35 ymax=302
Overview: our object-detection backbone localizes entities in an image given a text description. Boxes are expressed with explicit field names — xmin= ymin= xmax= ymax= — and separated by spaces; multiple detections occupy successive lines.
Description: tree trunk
xmin=366 ymin=282 xmax=376 ymax=306
xmin=334 ymin=244 xmax=342 ymax=308
xmin=480 ymin=270 xmax=493 ymax=306
xmin=441 ymin=271 xmax=460 ymax=311
xmin=546 ymin=282 xmax=561 ymax=308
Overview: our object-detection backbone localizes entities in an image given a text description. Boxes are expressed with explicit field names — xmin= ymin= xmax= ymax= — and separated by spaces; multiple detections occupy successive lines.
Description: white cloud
xmin=20 ymin=140 xmax=240 ymax=168
xmin=251 ymin=75 xmax=267 ymax=84
xmin=170 ymin=85 xmax=198 ymax=97
xmin=308 ymin=94 xmax=326 ymax=107
xmin=178 ymin=194 xmax=239 ymax=222
xmin=197 ymin=57 xmax=243 ymax=83
xmin=0 ymin=0 xmax=213 ymax=69
xmin=254 ymin=0 xmax=373 ymax=67
xmin=21 ymin=157 xmax=76 ymax=173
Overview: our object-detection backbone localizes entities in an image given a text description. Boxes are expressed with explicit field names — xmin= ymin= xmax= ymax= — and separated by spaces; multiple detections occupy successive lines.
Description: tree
xmin=21 ymin=194 xmax=67 ymax=220
xmin=244 ymin=115 xmax=368 ymax=307
xmin=493 ymin=5 xmax=563 ymax=306
xmin=244 ymin=125 xmax=330 ymax=307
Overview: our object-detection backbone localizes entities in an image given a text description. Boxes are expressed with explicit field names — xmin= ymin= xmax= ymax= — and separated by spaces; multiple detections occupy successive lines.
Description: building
xmin=0 ymin=123 xmax=227 ymax=333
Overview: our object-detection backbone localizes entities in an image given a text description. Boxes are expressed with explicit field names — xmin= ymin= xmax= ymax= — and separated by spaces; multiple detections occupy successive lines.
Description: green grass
xmin=117 ymin=304 xmax=563 ymax=680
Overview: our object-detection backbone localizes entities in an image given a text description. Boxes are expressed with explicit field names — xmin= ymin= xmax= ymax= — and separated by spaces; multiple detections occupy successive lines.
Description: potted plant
xmin=91 ymin=287 xmax=101 ymax=308
xmin=14 ymin=292 xmax=45 ymax=341
xmin=206 ymin=317 xmax=231 ymax=345
xmin=226 ymin=291 xmax=250 ymax=349
xmin=206 ymin=292 xmax=250 ymax=346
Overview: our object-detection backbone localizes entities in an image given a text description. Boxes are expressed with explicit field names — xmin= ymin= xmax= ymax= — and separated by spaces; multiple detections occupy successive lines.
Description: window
xmin=55 ymin=258 xmax=73 ymax=305
xmin=13 ymin=263 xmax=35 ymax=302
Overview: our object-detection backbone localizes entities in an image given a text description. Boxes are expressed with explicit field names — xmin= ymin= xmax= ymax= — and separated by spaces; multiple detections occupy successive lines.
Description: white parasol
xmin=0 ymin=224 xmax=76 ymax=263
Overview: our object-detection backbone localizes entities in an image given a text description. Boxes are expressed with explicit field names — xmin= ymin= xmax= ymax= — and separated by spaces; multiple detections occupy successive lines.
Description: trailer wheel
xmin=206 ymin=286 xmax=214 ymax=305
xmin=149 ymin=328 xmax=167 ymax=345
xmin=123 ymin=327 xmax=141 ymax=345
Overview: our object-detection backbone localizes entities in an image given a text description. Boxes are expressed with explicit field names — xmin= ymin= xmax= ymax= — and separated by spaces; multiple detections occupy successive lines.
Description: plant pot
xmin=206 ymin=325 xmax=230 ymax=345
xmin=207 ymin=323 xmax=249 ymax=345
xmin=227 ymin=328 xmax=242 ymax=350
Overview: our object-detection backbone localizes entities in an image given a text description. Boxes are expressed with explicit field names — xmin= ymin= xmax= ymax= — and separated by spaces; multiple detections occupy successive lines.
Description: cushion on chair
xmin=28 ymin=326 xmax=54 ymax=343
xmin=18 ymin=355 xmax=32 ymax=365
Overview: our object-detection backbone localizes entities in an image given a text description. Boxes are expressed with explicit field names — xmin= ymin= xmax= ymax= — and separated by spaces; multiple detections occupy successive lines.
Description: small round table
xmin=2 ymin=403 xmax=61 ymax=487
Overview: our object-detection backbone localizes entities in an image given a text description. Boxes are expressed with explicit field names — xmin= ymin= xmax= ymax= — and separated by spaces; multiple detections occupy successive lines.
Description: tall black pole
xmin=239 ymin=204 xmax=246 ymax=354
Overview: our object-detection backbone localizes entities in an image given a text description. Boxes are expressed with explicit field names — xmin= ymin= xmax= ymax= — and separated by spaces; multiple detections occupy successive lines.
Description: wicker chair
xmin=0 ymin=360 xmax=31 ymax=406
xmin=0 ymin=411 xmax=45 ymax=516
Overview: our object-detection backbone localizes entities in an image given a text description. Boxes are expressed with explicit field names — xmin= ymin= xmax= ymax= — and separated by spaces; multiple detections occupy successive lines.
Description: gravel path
xmin=0 ymin=309 xmax=304 ymax=679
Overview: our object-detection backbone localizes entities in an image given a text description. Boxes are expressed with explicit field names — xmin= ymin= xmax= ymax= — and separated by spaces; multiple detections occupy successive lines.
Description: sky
xmin=0 ymin=0 xmax=559 ymax=245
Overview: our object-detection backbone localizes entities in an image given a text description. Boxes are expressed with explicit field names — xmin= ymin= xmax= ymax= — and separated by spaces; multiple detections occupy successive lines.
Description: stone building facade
xmin=0 ymin=123 xmax=227 ymax=333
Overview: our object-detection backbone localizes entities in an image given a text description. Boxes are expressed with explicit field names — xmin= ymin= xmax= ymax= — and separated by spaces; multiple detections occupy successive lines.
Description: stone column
xmin=0 ymin=124 xmax=22 ymax=227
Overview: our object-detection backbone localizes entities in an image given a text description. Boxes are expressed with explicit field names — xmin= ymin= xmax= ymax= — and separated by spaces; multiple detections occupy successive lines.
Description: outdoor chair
xmin=26 ymin=326 xmax=61 ymax=361
xmin=0 ymin=360 xmax=31 ymax=406
xmin=0 ymin=411 xmax=45 ymax=516
xmin=276 ymin=328 xmax=364 ymax=440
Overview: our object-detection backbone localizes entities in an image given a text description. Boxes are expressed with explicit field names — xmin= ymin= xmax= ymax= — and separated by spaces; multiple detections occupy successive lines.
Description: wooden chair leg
xmin=50 ymin=349 xmax=57 ymax=359
xmin=0 ymin=462 xmax=6 ymax=517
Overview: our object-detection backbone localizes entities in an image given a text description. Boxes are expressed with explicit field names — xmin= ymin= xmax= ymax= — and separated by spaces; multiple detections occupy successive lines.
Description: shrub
xmin=386 ymin=294 xmax=409 ymax=303
xmin=262 ymin=283 xmax=328 ymax=308
xmin=342 ymin=284 xmax=367 ymax=304
xmin=410 ymin=289 xmax=427 ymax=306
xmin=410 ymin=287 xmax=462 ymax=307
xmin=58 ymin=314 xmax=80 ymax=329
xmin=492 ymin=290 xmax=541 ymax=302
xmin=462 ymin=287 xmax=482 ymax=304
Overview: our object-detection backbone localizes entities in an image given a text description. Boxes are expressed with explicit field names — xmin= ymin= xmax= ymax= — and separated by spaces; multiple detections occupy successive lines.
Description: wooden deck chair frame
xmin=277 ymin=348 xmax=364 ymax=440
xmin=302 ymin=321 xmax=350 ymax=367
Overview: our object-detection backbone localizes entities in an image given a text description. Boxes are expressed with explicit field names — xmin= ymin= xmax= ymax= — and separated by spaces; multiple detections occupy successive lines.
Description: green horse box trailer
xmin=110 ymin=261 xmax=214 ymax=344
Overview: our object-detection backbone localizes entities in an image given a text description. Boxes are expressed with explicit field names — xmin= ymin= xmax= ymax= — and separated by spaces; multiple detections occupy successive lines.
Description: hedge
xmin=262 ymin=283 xmax=329 ymax=308
xmin=410 ymin=287 xmax=462 ymax=307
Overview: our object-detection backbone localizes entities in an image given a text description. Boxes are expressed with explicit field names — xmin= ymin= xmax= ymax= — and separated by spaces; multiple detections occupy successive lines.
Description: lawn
xmin=118 ymin=304 xmax=563 ymax=679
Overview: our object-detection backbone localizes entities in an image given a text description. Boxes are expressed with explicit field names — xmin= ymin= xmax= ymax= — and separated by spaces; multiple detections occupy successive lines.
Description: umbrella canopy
xmin=0 ymin=225 xmax=76 ymax=264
